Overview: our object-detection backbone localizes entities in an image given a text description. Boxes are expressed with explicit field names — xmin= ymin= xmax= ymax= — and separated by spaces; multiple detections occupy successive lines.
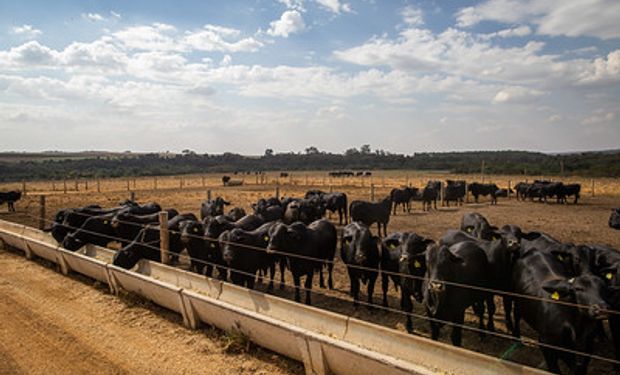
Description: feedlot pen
xmin=1 ymin=171 xmax=620 ymax=374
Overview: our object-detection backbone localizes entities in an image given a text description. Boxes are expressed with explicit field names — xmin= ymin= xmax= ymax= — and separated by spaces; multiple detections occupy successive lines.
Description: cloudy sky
xmin=1 ymin=0 xmax=619 ymax=154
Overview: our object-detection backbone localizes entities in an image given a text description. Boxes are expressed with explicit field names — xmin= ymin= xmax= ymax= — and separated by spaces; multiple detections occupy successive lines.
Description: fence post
xmin=202 ymin=176 xmax=206 ymax=187
xmin=440 ymin=182 xmax=445 ymax=206
xmin=382 ymin=176 xmax=385 ymax=188
xmin=126 ymin=179 xmax=130 ymax=191
xmin=130 ymin=191 xmax=136 ymax=202
xmin=154 ymin=177 xmax=158 ymax=190
xmin=508 ymin=180 xmax=512 ymax=200
xmin=63 ymin=180 xmax=67 ymax=194
xmin=180 ymin=177 xmax=183 ymax=189
xmin=159 ymin=211 xmax=170 ymax=265
xmin=465 ymin=182 xmax=469 ymax=203
xmin=52 ymin=181 xmax=56 ymax=192
xmin=329 ymin=185 xmax=333 ymax=193
xmin=38 ymin=195 xmax=46 ymax=230
xmin=591 ymin=179 xmax=595 ymax=197
xmin=207 ymin=190 xmax=212 ymax=201
xmin=133 ymin=178 xmax=137 ymax=189
xmin=85 ymin=180 xmax=88 ymax=191
xmin=74 ymin=179 xmax=78 ymax=192
xmin=370 ymin=184 xmax=375 ymax=201
xmin=97 ymin=178 xmax=101 ymax=193
xmin=275 ymin=186 xmax=280 ymax=200
xmin=305 ymin=175 xmax=308 ymax=186
xmin=21 ymin=181 xmax=26 ymax=196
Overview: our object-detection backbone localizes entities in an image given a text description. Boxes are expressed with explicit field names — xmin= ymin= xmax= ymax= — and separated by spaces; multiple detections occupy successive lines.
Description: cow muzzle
xmin=429 ymin=281 xmax=444 ymax=292
xmin=589 ymin=304 xmax=610 ymax=320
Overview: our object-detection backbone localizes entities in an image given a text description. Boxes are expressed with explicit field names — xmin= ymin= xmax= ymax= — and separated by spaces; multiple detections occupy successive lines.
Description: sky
xmin=0 ymin=0 xmax=619 ymax=154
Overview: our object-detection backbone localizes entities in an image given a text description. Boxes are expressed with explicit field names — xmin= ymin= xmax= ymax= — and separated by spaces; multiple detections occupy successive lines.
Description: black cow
xmin=512 ymin=249 xmax=609 ymax=374
xmin=561 ymin=184 xmax=581 ymax=204
xmin=609 ymin=209 xmax=620 ymax=230
xmin=0 ymin=191 xmax=22 ymax=212
xmin=460 ymin=212 xmax=500 ymax=240
xmin=440 ymin=229 xmax=520 ymax=333
xmin=266 ymin=219 xmax=337 ymax=304
xmin=200 ymin=197 xmax=231 ymax=220
xmin=341 ymin=222 xmax=380 ymax=307
xmin=112 ymin=214 xmax=197 ymax=269
xmin=225 ymin=207 xmax=246 ymax=222
xmin=381 ymin=232 xmax=434 ymax=332
xmin=444 ymin=180 xmax=465 ymax=207
xmin=220 ymin=222 xmax=277 ymax=290
xmin=45 ymin=205 xmax=103 ymax=243
xmin=252 ymin=198 xmax=284 ymax=222
xmin=62 ymin=212 xmax=119 ymax=251
xmin=306 ymin=190 xmax=348 ymax=225
xmin=468 ymin=183 xmax=500 ymax=205
xmin=283 ymin=198 xmax=324 ymax=225
xmin=421 ymin=181 xmax=441 ymax=211
xmin=222 ymin=175 xmax=231 ymax=185
xmin=111 ymin=209 xmax=179 ymax=244
xmin=424 ymin=242 xmax=489 ymax=346
xmin=179 ymin=220 xmax=208 ymax=274
xmin=280 ymin=172 xmax=289 ymax=178
xmin=514 ymin=182 xmax=530 ymax=200
xmin=390 ymin=187 xmax=418 ymax=214
xmin=494 ymin=188 xmax=513 ymax=198
xmin=349 ymin=197 xmax=391 ymax=237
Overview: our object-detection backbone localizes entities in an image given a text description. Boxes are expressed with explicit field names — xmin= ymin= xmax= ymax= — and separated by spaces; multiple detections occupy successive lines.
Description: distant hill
xmin=0 ymin=149 xmax=618 ymax=182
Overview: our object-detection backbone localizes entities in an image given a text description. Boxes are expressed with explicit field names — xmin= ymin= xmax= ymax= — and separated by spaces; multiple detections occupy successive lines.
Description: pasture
xmin=1 ymin=170 xmax=620 ymax=374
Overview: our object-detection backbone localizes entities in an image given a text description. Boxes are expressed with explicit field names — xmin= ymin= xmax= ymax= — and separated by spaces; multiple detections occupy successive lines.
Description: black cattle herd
xmin=1 ymin=179 xmax=619 ymax=373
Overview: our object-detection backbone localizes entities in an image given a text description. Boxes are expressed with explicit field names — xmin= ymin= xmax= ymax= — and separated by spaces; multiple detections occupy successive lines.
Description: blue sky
xmin=0 ymin=0 xmax=619 ymax=154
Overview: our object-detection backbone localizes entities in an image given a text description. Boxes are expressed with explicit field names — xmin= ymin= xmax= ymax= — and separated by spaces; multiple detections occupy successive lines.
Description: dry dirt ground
xmin=1 ymin=173 xmax=620 ymax=374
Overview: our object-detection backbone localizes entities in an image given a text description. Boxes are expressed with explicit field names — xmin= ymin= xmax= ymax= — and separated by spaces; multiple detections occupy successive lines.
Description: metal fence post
xmin=159 ymin=211 xmax=170 ymax=265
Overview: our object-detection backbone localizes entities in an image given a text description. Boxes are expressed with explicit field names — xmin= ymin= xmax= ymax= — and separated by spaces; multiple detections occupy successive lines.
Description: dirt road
xmin=0 ymin=247 xmax=302 ymax=375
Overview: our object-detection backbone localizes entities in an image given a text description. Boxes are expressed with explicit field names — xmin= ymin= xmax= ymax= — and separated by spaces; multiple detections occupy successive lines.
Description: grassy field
xmin=1 ymin=171 xmax=620 ymax=373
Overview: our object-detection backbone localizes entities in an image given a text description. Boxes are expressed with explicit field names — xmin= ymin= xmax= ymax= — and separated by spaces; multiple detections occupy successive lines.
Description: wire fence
xmin=5 ymin=207 xmax=620 ymax=369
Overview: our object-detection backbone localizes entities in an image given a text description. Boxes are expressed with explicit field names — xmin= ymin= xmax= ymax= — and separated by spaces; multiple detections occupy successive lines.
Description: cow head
xmin=341 ymin=222 xmax=378 ymax=266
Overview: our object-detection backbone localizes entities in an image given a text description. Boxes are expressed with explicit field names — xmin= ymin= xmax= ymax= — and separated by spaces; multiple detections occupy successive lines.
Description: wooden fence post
xmin=126 ymin=179 xmax=130 ymax=191
xmin=180 ymin=177 xmax=183 ymax=189
xmin=370 ymin=184 xmax=375 ymax=201
xmin=85 ymin=180 xmax=88 ymax=191
xmin=207 ymin=190 xmax=212 ymax=201
xmin=382 ymin=176 xmax=385 ymax=188
xmin=202 ymin=176 xmax=206 ymax=187
xmin=591 ymin=179 xmax=595 ymax=197
xmin=63 ymin=180 xmax=67 ymax=194
xmin=440 ymin=182 xmax=445 ymax=206
xmin=507 ymin=180 xmax=512 ymax=200
xmin=74 ymin=179 xmax=78 ymax=192
xmin=465 ymin=182 xmax=469 ymax=203
xmin=154 ymin=177 xmax=158 ymax=190
xmin=275 ymin=186 xmax=280 ymax=200
xmin=159 ymin=211 xmax=170 ymax=265
xmin=130 ymin=191 xmax=136 ymax=202
xmin=133 ymin=178 xmax=137 ymax=189
xmin=38 ymin=195 xmax=46 ymax=230
xmin=21 ymin=181 xmax=26 ymax=196
xmin=97 ymin=178 xmax=101 ymax=193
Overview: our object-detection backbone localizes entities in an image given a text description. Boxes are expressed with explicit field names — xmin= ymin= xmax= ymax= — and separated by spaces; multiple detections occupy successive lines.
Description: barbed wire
xmin=16 ymin=207 xmax=620 ymax=318
xmin=6 ymin=213 xmax=620 ymax=364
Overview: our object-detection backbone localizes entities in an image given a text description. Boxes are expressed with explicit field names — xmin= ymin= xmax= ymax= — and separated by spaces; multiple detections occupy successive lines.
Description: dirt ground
xmin=1 ymin=173 xmax=620 ymax=374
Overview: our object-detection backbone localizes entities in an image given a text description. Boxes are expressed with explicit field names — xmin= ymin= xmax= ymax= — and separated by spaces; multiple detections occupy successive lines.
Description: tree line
xmin=0 ymin=148 xmax=619 ymax=182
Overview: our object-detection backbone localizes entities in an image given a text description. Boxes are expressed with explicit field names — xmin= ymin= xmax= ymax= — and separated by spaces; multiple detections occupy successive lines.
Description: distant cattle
xmin=444 ymin=180 xmax=465 ymax=207
xmin=222 ymin=175 xmax=231 ymax=185
xmin=350 ymin=197 xmax=392 ymax=237
xmin=280 ymin=172 xmax=289 ymax=178
xmin=468 ymin=183 xmax=500 ymax=205
xmin=0 ymin=191 xmax=22 ymax=212
xmin=610 ymin=208 xmax=620 ymax=230
xmin=390 ymin=187 xmax=418 ymax=214
xmin=421 ymin=181 xmax=441 ymax=211
xmin=329 ymin=171 xmax=354 ymax=177
xmin=305 ymin=190 xmax=348 ymax=224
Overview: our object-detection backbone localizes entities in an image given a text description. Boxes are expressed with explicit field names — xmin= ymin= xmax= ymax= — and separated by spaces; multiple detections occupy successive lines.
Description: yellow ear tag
xmin=551 ymin=291 xmax=560 ymax=300
xmin=210 ymin=243 xmax=216 ymax=248
xmin=103 ymin=220 xmax=109 ymax=225
xmin=414 ymin=260 xmax=422 ymax=269
xmin=263 ymin=235 xmax=269 ymax=241
xmin=492 ymin=236 xmax=498 ymax=241
xmin=607 ymin=273 xmax=613 ymax=280
xmin=389 ymin=243 xmax=396 ymax=249
xmin=193 ymin=227 xmax=198 ymax=233
xmin=557 ymin=254 xmax=564 ymax=261
xmin=466 ymin=228 xmax=473 ymax=232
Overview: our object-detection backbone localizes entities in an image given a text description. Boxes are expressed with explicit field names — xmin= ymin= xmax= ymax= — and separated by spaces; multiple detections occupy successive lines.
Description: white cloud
xmin=315 ymin=0 xmax=351 ymax=14
xmin=11 ymin=24 xmax=42 ymax=38
xmin=113 ymin=23 xmax=180 ymax=51
xmin=220 ymin=54 xmax=232 ymax=66
xmin=582 ymin=110 xmax=616 ymax=124
xmin=547 ymin=114 xmax=562 ymax=123
xmin=456 ymin=0 xmax=620 ymax=40
xmin=83 ymin=13 xmax=105 ymax=22
xmin=401 ymin=5 xmax=424 ymax=27
xmin=480 ymin=25 xmax=532 ymax=40
xmin=267 ymin=10 xmax=306 ymax=37
xmin=493 ymin=86 xmax=546 ymax=103
xmin=278 ymin=0 xmax=305 ymax=11
xmin=184 ymin=24 xmax=263 ymax=52
xmin=110 ymin=11 xmax=122 ymax=19
xmin=576 ymin=50 xmax=620 ymax=85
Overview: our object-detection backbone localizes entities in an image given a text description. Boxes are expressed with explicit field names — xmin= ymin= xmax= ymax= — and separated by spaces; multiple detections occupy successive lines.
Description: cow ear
xmin=423 ymin=238 xmax=434 ymax=249
xmin=541 ymin=279 xmax=574 ymax=301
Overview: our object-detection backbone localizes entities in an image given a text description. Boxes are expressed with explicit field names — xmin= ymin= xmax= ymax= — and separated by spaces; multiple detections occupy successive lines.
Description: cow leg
xmin=304 ymin=272 xmax=314 ymax=305
xmin=503 ymin=296 xmax=514 ymax=335
xmin=450 ymin=313 xmax=464 ymax=347
xmin=318 ymin=263 xmax=325 ymax=288
xmin=205 ymin=264 xmax=214 ymax=277
xmin=473 ymin=300 xmax=486 ymax=340
xmin=486 ymin=295 xmax=496 ymax=332
xmin=381 ymin=272 xmax=389 ymax=307
xmin=247 ymin=274 xmax=255 ymax=290
xmin=350 ymin=272 xmax=360 ymax=307
xmin=382 ymin=223 xmax=387 ymax=238
xmin=367 ymin=272 xmax=377 ymax=308
xmin=377 ymin=222 xmax=382 ymax=237
xmin=327 ymin=261 xmax=334 ymax=289
xmin=267 ymin=263 xmax=276 ymax=291
xmin=279 ymin=260 xmax=286 ymax=290
xmin=513 ymin=301 xmax=522 ymax=338
xmin=540 ymin=346 xmax=561 ymax=374
xmin=293 ymin=273 xmax=301 ymax=302
xmin=401 ymin=288 xmax=414 ymax=333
